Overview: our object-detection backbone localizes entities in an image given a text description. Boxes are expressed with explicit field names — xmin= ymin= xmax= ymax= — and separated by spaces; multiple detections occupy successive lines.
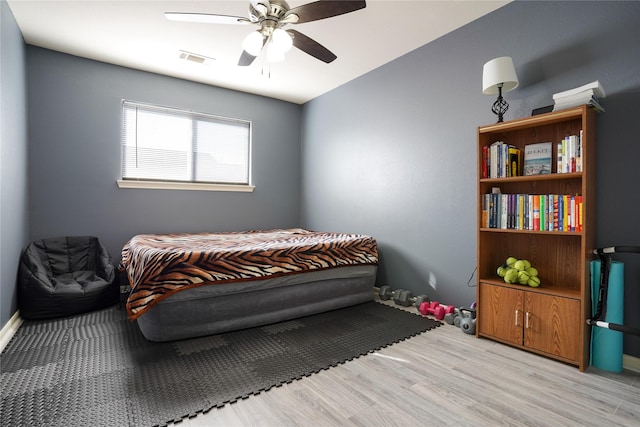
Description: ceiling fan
xmin=165 ymin=0 xmax=366 ymax=66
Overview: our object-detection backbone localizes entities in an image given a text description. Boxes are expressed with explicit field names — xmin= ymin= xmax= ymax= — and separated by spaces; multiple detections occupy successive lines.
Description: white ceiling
xmin=7 ymin=0 xmax=509 ymax=104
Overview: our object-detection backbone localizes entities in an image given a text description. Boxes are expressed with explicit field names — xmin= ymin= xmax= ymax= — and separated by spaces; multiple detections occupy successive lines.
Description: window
xmin=118 ymin=101 xmax=253 ymax=192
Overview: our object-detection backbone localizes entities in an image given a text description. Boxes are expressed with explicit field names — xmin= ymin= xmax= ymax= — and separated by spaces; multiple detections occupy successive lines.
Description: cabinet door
xmin=478 ymin=283 xmax=523 ymax=346
xmin=524 ymin=293 xmax=580 ymax=362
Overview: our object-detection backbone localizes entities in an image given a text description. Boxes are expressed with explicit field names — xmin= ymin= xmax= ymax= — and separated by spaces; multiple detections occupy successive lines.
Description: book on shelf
xmin=533 ymin=195 xmax=540 ymax=231
xmin=523 ymin=142 xmax=552 ymax=175
xmin=518 ymin=194 xmax=525 ymax=230
xmin=482 ymin=146 xmax=489 ymax=178
xmin=564 ymin=195 xmax=570 ymax=232
xmin=491 ymin=141 xmax=500 ymax=178
xmin=508 ymin=146 xmax=521 ymax=177
xmin=577 ymin=195 xmax=583 ymax=231
xmin=555 ymin=195 xmax=561 ymax=231
xmin=540 ymin=195 xmax=546 ymax=231
xmin=547 ymin=193 xmax=554 ymax=231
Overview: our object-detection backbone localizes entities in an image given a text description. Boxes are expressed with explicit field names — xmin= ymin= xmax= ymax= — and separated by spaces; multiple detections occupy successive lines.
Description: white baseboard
xmin=0 ymin=310 xmax=23 ymax=353
xmin=623 ymin=354 xmax=640 ymax=373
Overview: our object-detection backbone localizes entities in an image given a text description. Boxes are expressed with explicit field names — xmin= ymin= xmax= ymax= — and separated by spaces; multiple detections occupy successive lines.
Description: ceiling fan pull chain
xmin=260 ymin=59 xmax=272 ymax=79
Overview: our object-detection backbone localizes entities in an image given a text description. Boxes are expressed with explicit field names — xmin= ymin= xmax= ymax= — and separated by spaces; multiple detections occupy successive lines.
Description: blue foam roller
xmin=590 ymin=260 xmax=624 ymax=373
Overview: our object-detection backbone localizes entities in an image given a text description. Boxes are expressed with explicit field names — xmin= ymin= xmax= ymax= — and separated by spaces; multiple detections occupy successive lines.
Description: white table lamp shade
xmin=483 ymin=56 xmax=519 ymax=95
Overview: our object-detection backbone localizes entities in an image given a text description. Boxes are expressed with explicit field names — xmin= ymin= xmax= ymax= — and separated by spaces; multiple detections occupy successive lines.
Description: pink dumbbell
xmin=418 ymin=301 xmax=455 ymax=320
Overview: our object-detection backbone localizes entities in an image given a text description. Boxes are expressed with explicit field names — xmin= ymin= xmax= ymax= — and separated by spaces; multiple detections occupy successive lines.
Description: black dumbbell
xmin=377 ymin=285 xmax=429 ymax=308
xmin=395 ymin=289 xmax=430 ymax=307
xmin=377 ymin=285 xmax=395 ymax=301
xmin=378 ymin=285 xmax=407 ymax=303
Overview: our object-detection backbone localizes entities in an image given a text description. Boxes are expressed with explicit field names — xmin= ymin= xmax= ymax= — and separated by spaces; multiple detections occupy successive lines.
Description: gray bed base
xmin=136 ymin=265 xmax=377 ymax=342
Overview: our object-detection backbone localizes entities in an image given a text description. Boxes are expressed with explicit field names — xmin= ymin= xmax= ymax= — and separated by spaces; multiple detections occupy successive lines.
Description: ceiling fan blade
xmin=284 ymin=0 xmax=366 ymax=24
xmin=238 ymin=50 xmax=258 ymax=66
xmin=165 ymin=12 xmax=251 ymax=25
xmin=287 ymin=29 xmax=337 ymax=63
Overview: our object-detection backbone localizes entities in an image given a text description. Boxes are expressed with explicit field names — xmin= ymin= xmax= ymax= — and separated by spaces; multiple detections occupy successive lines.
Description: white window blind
xmin=121 ymin=101 xmax=251 ymax=185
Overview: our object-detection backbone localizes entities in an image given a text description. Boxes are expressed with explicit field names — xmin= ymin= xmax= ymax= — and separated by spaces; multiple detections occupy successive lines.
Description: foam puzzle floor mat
xmin=1 ymin=301 xmax=440 ymax=426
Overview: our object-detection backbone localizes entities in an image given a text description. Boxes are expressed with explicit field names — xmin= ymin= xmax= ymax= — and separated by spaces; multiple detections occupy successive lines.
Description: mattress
xmin=136 ymin=264 xmax=377 ymax=341
xmin=120 ymin=228 xmax=378 ymax=320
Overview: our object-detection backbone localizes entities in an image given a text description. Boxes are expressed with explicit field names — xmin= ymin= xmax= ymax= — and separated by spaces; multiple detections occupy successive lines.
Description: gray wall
xmin=27 ymin=47 xmax=302 ymax=265
xmin=0 ymin=0 xmax=29 ymax=328
xmin=301 ymin=1 xmax=640 ymax=356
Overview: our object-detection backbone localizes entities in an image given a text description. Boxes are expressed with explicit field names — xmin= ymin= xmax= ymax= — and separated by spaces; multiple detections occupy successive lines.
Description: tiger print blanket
xmin=120 ymin=228 xmax=378 ymax=320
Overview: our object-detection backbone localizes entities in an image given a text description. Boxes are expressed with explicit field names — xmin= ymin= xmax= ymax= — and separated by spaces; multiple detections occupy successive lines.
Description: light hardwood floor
xmin=172 ymin=300 xmax=640 ymax=426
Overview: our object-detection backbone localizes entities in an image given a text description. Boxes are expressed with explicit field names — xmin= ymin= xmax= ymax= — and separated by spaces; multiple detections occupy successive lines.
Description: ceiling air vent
xmin=178 ymin=50 xmax=215 ymax=65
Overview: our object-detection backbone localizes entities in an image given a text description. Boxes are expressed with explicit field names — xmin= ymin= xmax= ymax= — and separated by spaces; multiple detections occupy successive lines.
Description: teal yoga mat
xmin=590 ymin=260 xmax=624 ymax=373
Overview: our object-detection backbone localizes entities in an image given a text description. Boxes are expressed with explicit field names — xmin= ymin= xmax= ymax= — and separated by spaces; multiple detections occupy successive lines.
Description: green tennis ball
xmin=518 ymin=271 xmax=530 ymax=285
xmin=514 ymin=260 xmax=526 ymax=271
xmin=506 ymin=257 xmax=518 ymax=267
xmin=526 ymin=267 xmax=538 ymax=277
xmin=522 ymin=259 xmax=532 ymax=269
xmin=504 ymin=268 xmax=519 ymax=284
xmin=497 ymin=265 xmax=508 ymax=277
xmin=528 ymin=276 xmax=541 ymax=287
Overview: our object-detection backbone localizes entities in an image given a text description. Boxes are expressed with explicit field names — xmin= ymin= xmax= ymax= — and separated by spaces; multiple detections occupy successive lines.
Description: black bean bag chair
xmin=18 ymin=236 xmax=118 ymax=320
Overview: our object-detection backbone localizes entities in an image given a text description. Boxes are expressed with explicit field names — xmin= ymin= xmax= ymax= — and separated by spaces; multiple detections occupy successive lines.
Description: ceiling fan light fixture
xmin=272 ymin=28 xmax=292 ymax=52
xmin=242 ymin=31 xmax=264 ymax=56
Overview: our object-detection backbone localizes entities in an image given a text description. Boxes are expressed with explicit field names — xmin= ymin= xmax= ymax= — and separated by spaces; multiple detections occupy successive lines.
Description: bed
xmin=119 ymin=228 xmax=378 ymax=341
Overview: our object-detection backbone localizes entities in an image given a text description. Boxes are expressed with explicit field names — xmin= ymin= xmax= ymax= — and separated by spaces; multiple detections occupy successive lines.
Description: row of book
xmin=482 ymin=141 xmax=521 ymax=178
xmin=482 ymin=192 xmax=583 ymax=232
xmin=557 ymin=132 xmax=583 ymax=173
xmin=553 ymin=80 xmax=605 ymax=112
xmin=482 ymin=132 xmax=583 ymax=179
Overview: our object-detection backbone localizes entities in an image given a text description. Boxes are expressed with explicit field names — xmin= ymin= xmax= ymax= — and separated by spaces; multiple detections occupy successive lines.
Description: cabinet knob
xmin=515 ymin=309 xmax=519 ymax=326
xmin=526 ymin=312 xmax=531 ymax=329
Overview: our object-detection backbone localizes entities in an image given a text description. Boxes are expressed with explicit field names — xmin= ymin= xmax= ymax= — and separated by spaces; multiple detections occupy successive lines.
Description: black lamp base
xmin=491 ymin=84 xmax=509 ymax=123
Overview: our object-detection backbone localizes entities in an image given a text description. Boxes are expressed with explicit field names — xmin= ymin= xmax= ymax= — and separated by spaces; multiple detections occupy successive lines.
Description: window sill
xmin=117 ymin=180 xmax=255 ymax=192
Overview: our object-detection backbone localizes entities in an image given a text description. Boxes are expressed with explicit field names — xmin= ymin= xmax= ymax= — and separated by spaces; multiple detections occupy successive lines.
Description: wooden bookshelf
xmin=476 ymin=106 xmax=596 ymax=371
